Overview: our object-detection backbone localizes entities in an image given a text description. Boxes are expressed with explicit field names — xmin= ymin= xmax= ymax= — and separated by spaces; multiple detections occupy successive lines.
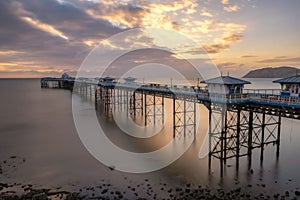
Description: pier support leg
xmin=173 ymin=96 xmax=197 ymax=139
xmin=248 ymin=111 xmax=253 ymax=157
xmin=276 ymin=114 xmax=281 ymax=158
xmin=144 ymin=93 xmax=164 ymax=126
xmin=236 ymin=109 xmax=241 ymax=169
xmin=260 ymin=112 xmax=266 ymax=163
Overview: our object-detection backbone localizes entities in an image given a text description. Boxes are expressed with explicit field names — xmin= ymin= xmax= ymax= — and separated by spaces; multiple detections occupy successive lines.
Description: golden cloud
xmin=84 ymin=0 xmax=246 ymax=58
xmin=22 ymin=17 xmax=69 ymax=40
xmin=0 ymin=51 xmax=24 ymax=55
xmin=203 ymin=44 xmax=229 ymax=54
xmin=224 ymin=5 xmax=240 ymax=12
xmin=221 ymin=0 xmax=229 ymax=5
xmin=222 ymin=33 xmax=242 ymax=43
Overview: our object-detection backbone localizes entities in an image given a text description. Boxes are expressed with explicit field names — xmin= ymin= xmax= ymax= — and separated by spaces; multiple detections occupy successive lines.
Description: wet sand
xmin=1 ymin=156 xmax=300 ymax=199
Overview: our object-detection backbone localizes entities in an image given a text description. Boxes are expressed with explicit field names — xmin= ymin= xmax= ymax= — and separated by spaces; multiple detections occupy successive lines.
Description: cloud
xmin=222 ymin=33 xmax=242 ymax=42
xmin=216 ymin=62 xmax=246 ymax=74
xmin=85 ymin=3 xmax=149 ymax=29
xmin=202 ymin=32 xmax=244 ymax=54
xmin=21 ymin=16 xmax=69 ymax=40
xmin=0 ymin=0 xmax=124 ymax=77
xmin=257 ymin=57 xmax=300 ymax=63
xmin=179 ymin=47 xmax=207 ymax=55
xmin=221 ymin=0 xmax=229 ymax=5
xmin=19 ymin=0 xmax=122 ymax=41
xmin=241 ymin=55 xmax=257 ymax=58
xmin=201 ymin=8 xmax=213 ymax=17
xmin=224 ymin=5 xmax=240 ymax=12
xmin=203 ymin=44 xmax=229 ymax=54
xmin=0 ymin=51 xmax=25 ymax=56
xmin=0 ymin=0 xmax=249 ymax=77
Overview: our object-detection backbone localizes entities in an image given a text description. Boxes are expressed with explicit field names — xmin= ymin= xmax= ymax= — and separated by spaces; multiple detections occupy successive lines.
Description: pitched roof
xmin=124 ymin=77 xmax=136 ymax=81
xmin=100 ymin=77 xmax=115 ymax=81
xmin=200 ymin=76 xmax=251 ymax=85
xmin=273 ymin=75 xmax=300 ymax=84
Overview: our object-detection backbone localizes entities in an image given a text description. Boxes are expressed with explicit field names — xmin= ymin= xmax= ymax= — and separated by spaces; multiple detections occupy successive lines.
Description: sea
xmin=0 ymin=78 xmax=299 ymax=198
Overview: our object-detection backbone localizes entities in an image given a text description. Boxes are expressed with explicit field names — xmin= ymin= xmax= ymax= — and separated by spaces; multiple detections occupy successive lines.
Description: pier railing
xmin=243 ymin=89 xmax=281 ymax=95
xmin=96 ymin=81 xmax=300 ymax=107
xmin=248 ymin=93 xmax=300 ymax=106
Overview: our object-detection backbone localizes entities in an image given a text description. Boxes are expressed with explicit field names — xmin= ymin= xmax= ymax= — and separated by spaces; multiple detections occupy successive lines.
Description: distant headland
xmin=243 ymin=66 xmax=300 ymax=78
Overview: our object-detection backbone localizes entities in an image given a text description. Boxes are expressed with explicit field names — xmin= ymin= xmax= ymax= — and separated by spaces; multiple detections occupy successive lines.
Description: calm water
xmin=0 ymin=78 xmax=299 ymax=198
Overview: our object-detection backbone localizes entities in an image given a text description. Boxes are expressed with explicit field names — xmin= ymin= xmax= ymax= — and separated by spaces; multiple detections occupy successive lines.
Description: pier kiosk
xmin=123 ymin=77 xmax=137 ymax=84
xmin=273 ymin=75 xmax=300 ymax=97
xmin=200 ymin=75 xmax=251 ymax=95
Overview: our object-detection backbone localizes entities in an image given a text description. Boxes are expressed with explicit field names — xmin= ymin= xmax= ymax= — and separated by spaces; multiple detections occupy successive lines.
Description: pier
xmin=41 ymin=74 xmax=300 ymax=168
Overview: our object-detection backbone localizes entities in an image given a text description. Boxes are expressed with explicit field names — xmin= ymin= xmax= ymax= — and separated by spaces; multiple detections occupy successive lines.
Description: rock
xmin=65 ymin=192 xmax=81 ymax=200
xmin=273 ymin=193 xmax=280 ymax=198
xmin=10 ymin=156 xmax=16 ymax=159
xmin=0 ymin=183 xmax=8 ymax=188
xmin=115 ymin=191 xmax=123 ymax=199
xmin=0 ymin=194 xmax=19 ymax=200
xmin=101 ymin=189 xmax=108 ymax=194
xmin=32 ymin=192 xmax=48 ymax=200
xmin=285 ymin=191 xmax=289 ymax=196
xmin=108 ymin=165 xmax=115 ymax=171
xmin=295 ymin=190 xmax=300 ymax=196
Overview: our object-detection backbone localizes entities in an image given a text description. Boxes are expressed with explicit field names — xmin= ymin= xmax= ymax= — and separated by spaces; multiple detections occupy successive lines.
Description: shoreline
xmin=1 ymin=181 xmax=299 ymax=200
xmin=1 ymin=157 xmax=299 ymax=200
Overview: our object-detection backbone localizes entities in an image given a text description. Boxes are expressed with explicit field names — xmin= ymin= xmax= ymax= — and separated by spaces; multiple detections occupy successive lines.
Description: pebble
xmin=101 ymin=189 xmax=108 ymax=194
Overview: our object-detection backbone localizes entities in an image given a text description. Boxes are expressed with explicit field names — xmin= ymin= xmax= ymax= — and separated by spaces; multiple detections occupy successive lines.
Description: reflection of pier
xmin=41 ymin=74 xmax=300 ymax=168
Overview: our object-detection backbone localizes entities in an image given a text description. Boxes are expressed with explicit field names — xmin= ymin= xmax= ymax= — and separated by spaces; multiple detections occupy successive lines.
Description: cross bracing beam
xmin=173 ymin=95 xmax=197 ymax=139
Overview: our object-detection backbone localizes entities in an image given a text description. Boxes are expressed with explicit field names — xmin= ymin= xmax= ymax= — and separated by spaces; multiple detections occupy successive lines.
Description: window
xmin=282 ymin=84 xmax=291 ymax=91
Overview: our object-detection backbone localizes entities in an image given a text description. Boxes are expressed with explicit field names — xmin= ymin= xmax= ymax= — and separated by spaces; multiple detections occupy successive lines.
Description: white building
xmin=123 ymin=77 xmax=137 ymax=84
xmin=200 ymin=75 xmax=251 ymax=94
xmin=99 ymin=77 xmax=115 ymax=83
xmin=273 ymin=75 xmax=300 ymax=97
xmin=61 ymin=72 xmax=71 ymax=80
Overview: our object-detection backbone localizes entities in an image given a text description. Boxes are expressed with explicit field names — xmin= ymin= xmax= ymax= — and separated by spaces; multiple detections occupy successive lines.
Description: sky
xmin=0 ymin=0 xmax=300 ymax=78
